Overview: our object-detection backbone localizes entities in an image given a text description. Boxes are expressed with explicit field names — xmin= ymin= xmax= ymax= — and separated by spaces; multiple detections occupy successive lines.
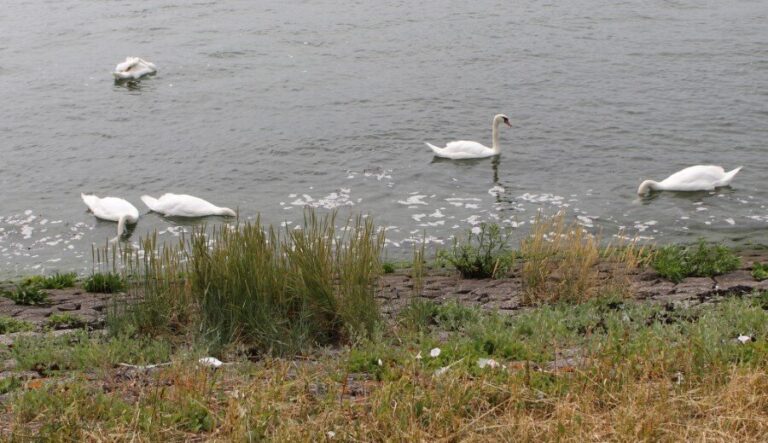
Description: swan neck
xmin=491 ymin=119 xmax=501 ymax=152
xmin=638 ymin=180 xmax=660 ymax=195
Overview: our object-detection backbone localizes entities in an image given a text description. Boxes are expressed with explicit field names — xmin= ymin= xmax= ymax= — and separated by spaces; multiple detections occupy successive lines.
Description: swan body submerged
xmin=426 ymin=114 xmax=512 ymax=159
xmin=81 ymin=193 xmax=139 ymax=238
xmin=141 ymin=193 xmax=236 ymax=218
xmin=113 ymin=57 xmax=157 ymax=80
xmin=637 ymin=165 xmax=742 ymax=195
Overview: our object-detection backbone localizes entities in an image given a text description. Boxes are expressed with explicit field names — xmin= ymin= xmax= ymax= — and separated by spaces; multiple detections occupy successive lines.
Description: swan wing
xmin=427 ymin=140 xmax=495 ymax=159
xmin=659 ymin=165 xmax=725 ymax=191
xmin=82 ymin=194 xmax=139 ymax=222
xmin=155 ymin=193 xmax=222 ymax=217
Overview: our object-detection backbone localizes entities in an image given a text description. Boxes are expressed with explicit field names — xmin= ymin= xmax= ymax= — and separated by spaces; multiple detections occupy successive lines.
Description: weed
xmin=653 ymin=240 xmax=740 ymax=283
xmin=382 ymin=262 xmax=396 ymax=274
xmin=46 ymin=313 xmax=87 ymax=330
xmin=3 ymin=284 xmax=49 ymax=305
xmin=440 ymin=223 xmax=513 ymax=279
xmin=22 ymin=272 xmax=78 ymax=289
xmin=0 ymin=376 xmax=21 ymax=395
xmin=83 ymin=272 xmax=125 ymax=293
xmin=399 ymin=299 xmax=438 ymax=332
xmin=753 ymin=262 xmax=768 ymax=281
xmin=0 ymin=316 xmax=34 ymax=334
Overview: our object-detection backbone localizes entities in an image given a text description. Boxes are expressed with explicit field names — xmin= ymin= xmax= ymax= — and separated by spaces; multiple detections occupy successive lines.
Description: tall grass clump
xmin=116 ymin=210 xmax=384 ymax=355
xmin=653 ymin=240 xmax=740 ymax=283
xmin=520 ymin=212 xmax=648 ymax=304
xmin=440 ymin=223 xmax=513 ymax=279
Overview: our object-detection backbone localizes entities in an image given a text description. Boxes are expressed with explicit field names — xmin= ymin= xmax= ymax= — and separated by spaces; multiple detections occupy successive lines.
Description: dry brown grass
xmin=520 ymin=211 xmax=649 ymax=304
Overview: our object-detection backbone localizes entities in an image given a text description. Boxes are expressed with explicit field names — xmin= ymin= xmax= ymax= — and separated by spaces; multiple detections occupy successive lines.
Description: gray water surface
xmin=2 ymin=0 xmax=767 ymax=276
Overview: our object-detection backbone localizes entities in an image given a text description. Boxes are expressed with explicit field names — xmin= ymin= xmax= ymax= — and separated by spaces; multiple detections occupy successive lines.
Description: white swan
xmin=141 ymin=193 xmax=236 ymax=217
xmin=113 ymin=57 xmax=157 ymax=80
xmin=81 ymin=193 xmax=139 ymax=238
xmin=637 ymin=165 xmax=743 ymax=195
xmin=425 ymin=114 xmax=512 ymax=159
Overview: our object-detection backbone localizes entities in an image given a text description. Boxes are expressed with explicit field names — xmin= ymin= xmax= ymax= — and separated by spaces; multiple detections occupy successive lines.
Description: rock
xmin=56 ymin=303 xmax=82 ymax=312
xmin=714 ymin=271 xmax=759 ymax=295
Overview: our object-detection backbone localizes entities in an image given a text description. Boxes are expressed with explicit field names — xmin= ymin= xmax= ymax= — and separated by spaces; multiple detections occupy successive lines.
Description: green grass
xmin=753 ymin=262 xmax=768 ymax=281
xmin=439 ymin=223 xmax=514 ymax=279
xmin=111 ymin=210 xmax=385 ymax=356
xmin=83 ymin=272 xmax=125 ymax=293
xmin=22 ymin=272 xmax=78 ymax=289
xmin=653 ymin=240 xmax=741 ymax=283
xmin=46 ymin=313 xmax=87 ymax=330
xmin=2 ymin=284 xmax=49 ymax=306
xmin=0 ymin=316 xmax=35 ymax=334
xmin=11 ymin=331 xmax=171 ymax=374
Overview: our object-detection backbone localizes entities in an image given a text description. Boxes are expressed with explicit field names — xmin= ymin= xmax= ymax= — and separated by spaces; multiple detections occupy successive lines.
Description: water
xmin=1 ymin=0 xmax=767 ymax=277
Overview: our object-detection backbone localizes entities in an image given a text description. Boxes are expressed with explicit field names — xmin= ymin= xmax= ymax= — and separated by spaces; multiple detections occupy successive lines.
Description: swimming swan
xmin=81 ymin=193 xmax=139 ymax=238
xmin=637 ymin=165 xmax=743 ymax=195
xmin=113 ymin=57 xmax=157 ymax=80
xmin=425 ymin=114 xmax=512 ymax=159
xmin=141 ymin=193 xmax=236 ymax=217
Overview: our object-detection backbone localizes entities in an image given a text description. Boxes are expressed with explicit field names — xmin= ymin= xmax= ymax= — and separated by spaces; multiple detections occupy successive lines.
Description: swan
xmin=637 ymin=165 xmax=743 ymax=195
xmin=425 ymin=114 xmax=512 ymax=159
xmin=81 ymin=193 xmax=139 ymax=238
xmin=141 ymin=193 xmax=236 ymax=217
xmin=113 ymin=57 xmax=157 ymax=80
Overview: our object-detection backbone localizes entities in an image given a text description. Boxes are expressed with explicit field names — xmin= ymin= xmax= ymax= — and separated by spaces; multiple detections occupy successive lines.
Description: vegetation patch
xmin=440 ymin=223 xmax=514 ymax=279
xmin=753 ymin=262 xmax=768 ymax=281
xmin=83 ymin=272 xmax=125 ymax=293
xmin=111 ymin=210 xmax=385 ymax=356
xmin=653 ymin=240 xmax=740 ymax=283
xmin=2 ymin=284 xmax=49 ymax=306
xmin=22 ymin=272 xmax=78 ymax=289
xmin=0 ymin=316 xmax=35 ymax=334
xmin=46 ymin=313 xmax=87 ymax=330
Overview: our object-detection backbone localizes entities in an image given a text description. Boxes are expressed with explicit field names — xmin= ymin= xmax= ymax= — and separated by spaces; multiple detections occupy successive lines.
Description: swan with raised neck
xmin=425 ymin=114 xmax=512 ymax=159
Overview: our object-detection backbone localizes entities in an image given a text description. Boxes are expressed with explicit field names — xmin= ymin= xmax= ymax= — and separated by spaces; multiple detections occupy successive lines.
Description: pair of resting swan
xmin=81 ymin=193 xmax=235 ymax=239
xmin=426 ymin=114 xmax=743 ymax=196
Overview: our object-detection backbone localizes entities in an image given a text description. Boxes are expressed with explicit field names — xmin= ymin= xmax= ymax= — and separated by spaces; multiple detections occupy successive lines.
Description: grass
xmin=82 ymin=272 xmax=125 ymax=293
xmin=653 ymin=239 xmax=741 ymax=283
xmin=22 ymin=272 xmax=77 ymax=290
xmin=753 ymin=262 xmax=768 ymax=281
xmin=2 ymin=284 xmax=49 ymax=306
xmin=0 ymin=316 xmax=34 ymax=334
xmin=45 ymin=313 xmax=87 ymax=330
xmin=111 ymin=210 xmax=384 ymax=356
xmin=440 ymin=223 xmax=514 ymax=279
xmin=5 ymin=294 xmax=768 ymax=440
xmin=519 ymin=211 xmax=647 ymax=304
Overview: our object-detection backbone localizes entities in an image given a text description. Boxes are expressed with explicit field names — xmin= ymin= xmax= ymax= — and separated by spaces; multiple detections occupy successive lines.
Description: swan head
xmin=637 ymin=179 xmax=659 ymax=196
xmin=219 ymin=207 xmax=237 ymax=217
xmin=494 ymin=114 xmax=512 ymax=128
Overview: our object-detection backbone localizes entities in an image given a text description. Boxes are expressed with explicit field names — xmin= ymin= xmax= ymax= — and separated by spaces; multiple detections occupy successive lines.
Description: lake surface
xmin=1 ymin=0 xmax=767 ymax=277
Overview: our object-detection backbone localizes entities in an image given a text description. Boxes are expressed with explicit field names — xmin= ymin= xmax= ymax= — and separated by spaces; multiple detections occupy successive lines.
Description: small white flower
xmin=415 ymin=351 xmax=422 ymax=360
xmin=477 ymin=358 xmax=500 ymax=369
xmin=377 ymin=358 xmax=383 ymax=366
xmin=430 ymin=347 xmax=441 ymax=358
xmin=198 ymin=357 xmax=223 ymax=368
xmin=326 ymin=431 xmax=336 ymax=439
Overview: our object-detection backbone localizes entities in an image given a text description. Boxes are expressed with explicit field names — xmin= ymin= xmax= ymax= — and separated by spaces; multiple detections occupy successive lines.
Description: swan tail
xmin=718 ymin=166 xmax=743 ymax=187
xmin=140 ymin=195 xmax=162 ymax=212
xmin=425 ymin=142 xmax=444 ymax=155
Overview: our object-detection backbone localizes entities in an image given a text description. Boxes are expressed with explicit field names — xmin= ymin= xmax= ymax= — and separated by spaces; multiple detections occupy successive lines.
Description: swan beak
xmin=504 ymin=121 xmax=512 ymax=128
